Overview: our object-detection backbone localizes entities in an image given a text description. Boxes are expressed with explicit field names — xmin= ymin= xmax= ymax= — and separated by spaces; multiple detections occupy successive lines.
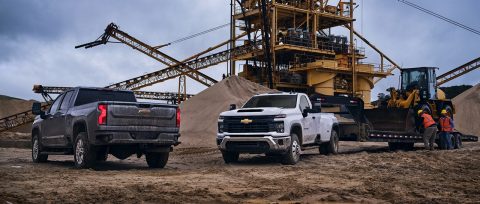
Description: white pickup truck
xmin=217 ymin=92 xmax=339 ymax=165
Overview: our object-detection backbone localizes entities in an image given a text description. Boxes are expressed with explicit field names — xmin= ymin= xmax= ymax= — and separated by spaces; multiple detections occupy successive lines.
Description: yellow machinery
xmin=232 ymin=0 xmax=393 ymax=106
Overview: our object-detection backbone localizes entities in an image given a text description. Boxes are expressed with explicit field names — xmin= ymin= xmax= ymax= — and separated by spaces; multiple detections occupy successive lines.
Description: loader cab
xmin=400 ymin=67 xmax=438 ymax=100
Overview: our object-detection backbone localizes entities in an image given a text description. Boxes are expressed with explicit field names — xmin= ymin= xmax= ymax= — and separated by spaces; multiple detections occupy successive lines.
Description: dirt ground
xmin=1 ymin=142 xmax=479 ymax=204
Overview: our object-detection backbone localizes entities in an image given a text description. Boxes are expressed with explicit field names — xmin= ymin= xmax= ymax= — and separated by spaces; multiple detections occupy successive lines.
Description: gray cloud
xmin=0 ymin=0 xmax=478 ymax=102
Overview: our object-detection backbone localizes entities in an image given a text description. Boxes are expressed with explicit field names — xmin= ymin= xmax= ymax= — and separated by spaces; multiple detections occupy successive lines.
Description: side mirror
xmin=229 ymin=104 xmax=237 ymax=111
xmin=302 ymin=108 xmax=310 ymax=118
xmin=32 ymin=102 xmax=46 ymax=119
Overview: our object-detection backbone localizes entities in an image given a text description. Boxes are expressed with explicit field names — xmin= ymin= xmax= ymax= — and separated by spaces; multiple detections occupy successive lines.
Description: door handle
xmin=312 ymin=116 xmax=316 ymax=119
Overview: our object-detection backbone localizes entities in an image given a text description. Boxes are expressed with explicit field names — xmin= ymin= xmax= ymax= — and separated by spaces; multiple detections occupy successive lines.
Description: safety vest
xmin=439 ymin=116 xmax=453 ymax=132
xmin=422 ymin=113 xmax=436 ymax=128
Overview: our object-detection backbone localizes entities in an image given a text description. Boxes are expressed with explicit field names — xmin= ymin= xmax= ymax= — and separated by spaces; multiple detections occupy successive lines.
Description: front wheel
xmin=146 ymin=152 xmax=169 ymax=168
xmin=281 ymin=133 xmax=301 ymax=165
xmin=32 ymin=134 xmax=48 ymax=163
xmin=221 ymin=151 xmax=239 ymax=163
xmin=74 ymin=132 xmax=97 ymax=169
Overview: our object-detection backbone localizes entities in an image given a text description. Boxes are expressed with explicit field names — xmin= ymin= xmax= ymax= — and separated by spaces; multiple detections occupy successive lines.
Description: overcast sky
xmin=0 ymin=0 xmax=479 ymax=101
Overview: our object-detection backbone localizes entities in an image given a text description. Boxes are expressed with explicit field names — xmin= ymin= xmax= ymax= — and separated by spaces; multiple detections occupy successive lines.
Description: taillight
xmin=176 ymin=108 xmax=181 ymax=128
xmin=98 ymin=104 xmax=107 ymax=125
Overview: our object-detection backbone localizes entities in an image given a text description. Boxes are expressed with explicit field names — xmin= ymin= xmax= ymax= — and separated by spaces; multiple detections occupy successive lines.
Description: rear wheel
xmin=32 ymin=134 xmax=48 ymax=163
xmin=96 ymin=147 xmax=109 ymax=162
xmin=281 ymin=133 xmax=301 ymax=165
xmin=74 ymin=132 xmax=97 ymax=169
xmin=145 ymin=152 xmax=169 ymax=168
xmin=221 ymin=151 xmax=239 ymax=163
xmin=327 ymin=130 xmax=339 ymax=154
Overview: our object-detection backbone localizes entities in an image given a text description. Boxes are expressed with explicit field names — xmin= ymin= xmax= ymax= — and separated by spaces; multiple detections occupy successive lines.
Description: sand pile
xmin=0 ymin=97 xmax=36 ymax=133
xmin=179 ymin=76 xmax=273 ymax=147
xmin=453 ymin=84 xmax=480 ymax=136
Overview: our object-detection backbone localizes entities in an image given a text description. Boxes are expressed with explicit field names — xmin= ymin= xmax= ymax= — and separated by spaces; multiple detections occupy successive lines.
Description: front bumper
xmin=217 ymin=135 xmax=291 ymax=153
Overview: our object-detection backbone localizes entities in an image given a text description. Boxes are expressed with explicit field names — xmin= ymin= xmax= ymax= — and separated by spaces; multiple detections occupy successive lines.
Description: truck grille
xmin=223 ymin=116 xmax=274 ymax=133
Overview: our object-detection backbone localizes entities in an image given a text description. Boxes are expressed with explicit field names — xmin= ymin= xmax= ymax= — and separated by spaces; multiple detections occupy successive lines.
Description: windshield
xmin=243 ymin=95 xmax=297 ymax=108
xmin=401 ymin=70 xmax=427 ymax=91
xmin=74 ymin=89 xmax=137 ymax=106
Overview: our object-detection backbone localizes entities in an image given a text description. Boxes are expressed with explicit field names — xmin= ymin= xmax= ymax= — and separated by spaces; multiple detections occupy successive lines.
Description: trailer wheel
xmin=388 ymin=142 xmax=401 ymax=151
xmin=452 ymin=133 xmax=462 ymax=149
xmin=221 ymin=151 xmax=239 ymax=163
xmin=402 ymin=142 xmax=415 ymax=151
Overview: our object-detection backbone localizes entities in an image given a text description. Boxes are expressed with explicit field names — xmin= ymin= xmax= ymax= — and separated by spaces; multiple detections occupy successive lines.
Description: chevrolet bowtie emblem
xmin=240 ymin=118 xmax=253 ymax=124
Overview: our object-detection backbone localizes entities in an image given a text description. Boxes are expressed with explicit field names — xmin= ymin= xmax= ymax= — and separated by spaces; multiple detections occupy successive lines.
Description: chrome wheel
xmin=32 ymin=138 xmax=39 ymax=160
xmin=333 ymin=133 xmax=339 ymax=153
xmin=291 ymin=140 xmax=301 ymax=161
xmin=75 ymin=139 xmax=85 ymax=165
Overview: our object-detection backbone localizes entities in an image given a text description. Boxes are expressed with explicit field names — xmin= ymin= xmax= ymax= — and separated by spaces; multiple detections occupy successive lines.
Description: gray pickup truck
xmin=31 ymin=87 xmax=180 ymax=168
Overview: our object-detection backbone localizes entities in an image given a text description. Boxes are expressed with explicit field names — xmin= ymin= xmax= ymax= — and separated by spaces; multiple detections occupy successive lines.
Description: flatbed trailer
xmin=314 ymin=95 xmax=478 ymax=149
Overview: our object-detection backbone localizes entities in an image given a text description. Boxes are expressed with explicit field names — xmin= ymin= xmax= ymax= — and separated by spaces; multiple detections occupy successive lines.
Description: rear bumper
xmin=217 ymin=135 xmax=291 ymax=153
xmin=94 ymin=130 xmax=180 ymax=146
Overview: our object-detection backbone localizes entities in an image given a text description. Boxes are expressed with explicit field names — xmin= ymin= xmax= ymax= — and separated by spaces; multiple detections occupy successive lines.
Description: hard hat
xmin=441 ymin=109 xmax=448 ymax=114
xmin=417 ymin=110 xmax=423 ymax=115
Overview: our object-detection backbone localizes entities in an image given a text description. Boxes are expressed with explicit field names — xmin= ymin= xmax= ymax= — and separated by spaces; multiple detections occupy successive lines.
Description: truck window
xmin=243 ymin=95 xmax=297 ymax=109
xmin=74 ymin=89 xmax=137 ymax=106
xmin=299 ymin=96 xmax=310 ymax=112
xmin=59 ymin=91 xmax=74 ymax=111
xmin=48 ymin=94 xmax=64 ymax=114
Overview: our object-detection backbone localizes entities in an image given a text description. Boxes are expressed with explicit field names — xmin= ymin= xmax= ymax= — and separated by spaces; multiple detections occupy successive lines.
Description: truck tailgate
xmin=106 ymin=102 xmax=176 ymax=127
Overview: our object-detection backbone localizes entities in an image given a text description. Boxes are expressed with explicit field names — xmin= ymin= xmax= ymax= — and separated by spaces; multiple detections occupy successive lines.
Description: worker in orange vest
xmin=439 ymin=109 xmax=454 ymax=150
xmin=418 ymin=110 xmax=437 ymax=150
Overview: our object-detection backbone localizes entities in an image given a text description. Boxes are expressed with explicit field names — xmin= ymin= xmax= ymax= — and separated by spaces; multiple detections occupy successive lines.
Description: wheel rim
xmin=75 ymin=139 xmax=85 ymax=165
xmin=292 ymin=140 xmax=300 ymax=161
xmin=334 ymin=133 xmax=339 ymax=153
xmin=33 ymin=138 xmax=39 ymax=160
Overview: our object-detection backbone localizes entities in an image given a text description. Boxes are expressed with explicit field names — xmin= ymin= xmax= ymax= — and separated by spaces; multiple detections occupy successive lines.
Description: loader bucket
xmin=364 ymin=108 xmax=417 ymax=133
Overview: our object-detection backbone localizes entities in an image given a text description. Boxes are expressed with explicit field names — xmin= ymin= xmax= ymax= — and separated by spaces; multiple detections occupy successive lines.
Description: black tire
xmin=389 ymin=142 xmax=415 ymax=151
xmin=32 ymin=134 xmax=48 ymax=163
xmin=327 ymin=130 xmax=339 ymax=154
xmin=402 ymin=142 xmax=415 ymax=151
xmin=319 ymin=143 xmax=329 ymax=155
xmin=96 ymin=147 xmax=109 ymax=162
xmin=388 ymin=142 xmax=400 ymax=151
xmin=452 ymin=133 xmax=462 ymax=149
xmin=146 ymin=152 xmax=169 ymax=168
xmin=221 ymin=150 xmax=239 ymax=163
xmin=74 ymin=132 xmax=97 ymax=169
xmin=281 ymin=133 xmax=301 ymax=165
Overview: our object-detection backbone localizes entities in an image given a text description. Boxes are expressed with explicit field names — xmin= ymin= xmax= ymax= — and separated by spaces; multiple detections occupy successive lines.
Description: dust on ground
xmin=1 ymin=141 xmax=479 ymax=204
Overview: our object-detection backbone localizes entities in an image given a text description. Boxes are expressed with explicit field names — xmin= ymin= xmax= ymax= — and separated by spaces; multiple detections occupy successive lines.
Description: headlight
xmin=218 ymin=122 xmax=224 ymax=133
xmin=274 ymin=122 xmax=284 ymax=133
xmin=219 ymin=116 xmax=225 ymax=120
